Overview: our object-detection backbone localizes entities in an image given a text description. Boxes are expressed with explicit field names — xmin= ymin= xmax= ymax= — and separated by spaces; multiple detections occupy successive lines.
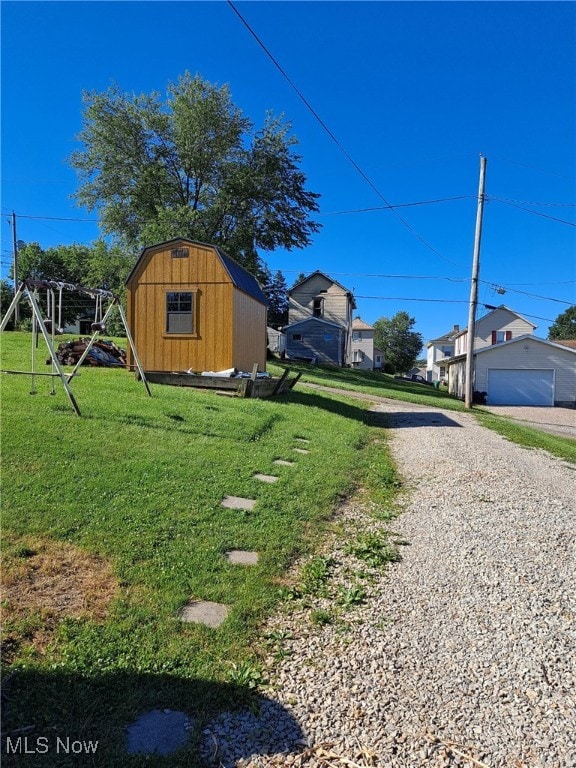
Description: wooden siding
xmin=232 ymin=289 xmax=267 ymax=371
xmin=126 ymin=241 xmax=265 ymax=373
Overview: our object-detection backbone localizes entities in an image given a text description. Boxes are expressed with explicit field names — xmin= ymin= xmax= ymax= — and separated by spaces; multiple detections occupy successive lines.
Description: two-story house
xmin=283 ymin=271 xmax=355 ymax=366
xmin=446 ymin=305 xmax=576 ymax=407
xmin=426 ymin=325 xmax=459 ymax=382
xmin=350 ymin=318 xmax=384 ymax=370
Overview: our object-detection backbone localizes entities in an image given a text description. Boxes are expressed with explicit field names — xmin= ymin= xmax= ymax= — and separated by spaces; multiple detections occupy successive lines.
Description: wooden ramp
xmin=141 ymin=367 xmax=301 ymax=398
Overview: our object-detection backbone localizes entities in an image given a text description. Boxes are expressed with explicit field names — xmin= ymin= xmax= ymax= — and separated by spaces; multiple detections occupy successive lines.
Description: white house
xmin=445 ymin=306 xmax=576 ymax=407
xmin=350 ymin=318 xmax=384 ymax=370
xmin=426 ymin=324 xmax=459 ymax=382
xmin=452 ymin=305 xmax=536 ymax=356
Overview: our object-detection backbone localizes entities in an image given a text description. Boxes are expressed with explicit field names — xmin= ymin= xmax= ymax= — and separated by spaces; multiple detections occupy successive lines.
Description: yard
xmin=2 ymin=334 xmax=574 ymax=767
xmin=0 ymin=333 xmax=398 ymax=767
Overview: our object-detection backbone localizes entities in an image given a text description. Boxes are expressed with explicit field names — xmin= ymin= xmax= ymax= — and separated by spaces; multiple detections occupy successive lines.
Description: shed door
xmin=487 ymin=369 xmax=554 ymax=406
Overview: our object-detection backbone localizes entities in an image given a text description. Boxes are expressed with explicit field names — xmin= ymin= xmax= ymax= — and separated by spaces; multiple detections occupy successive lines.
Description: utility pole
xmin=11 ymin=211 xmax=19 ymax=325
xmin=464 ymin=155 xmax=487 ymax=409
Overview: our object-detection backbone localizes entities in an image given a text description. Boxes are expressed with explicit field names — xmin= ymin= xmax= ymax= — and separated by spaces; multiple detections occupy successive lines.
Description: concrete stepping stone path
xmin=221 ymin=495 xmax=256 ymax=511
xmin=274 ymin=459 xmax=295 ymax=467
xmin=180 ymin=600 xmax=229 ymax=628
xmin=125 ymin=709 xmax=192 ymax=755
xmin=253 ymin=473 xmax=279 ymax=483
xmin=293 ymin=447 xmax=310 ymax=454
xmin=225 ymin=550 xmax=259 ymax=565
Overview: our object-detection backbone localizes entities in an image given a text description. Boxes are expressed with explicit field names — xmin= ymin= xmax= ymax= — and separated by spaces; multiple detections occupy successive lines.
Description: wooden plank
xmin=271 ymin=367 xmax=290 ymax=396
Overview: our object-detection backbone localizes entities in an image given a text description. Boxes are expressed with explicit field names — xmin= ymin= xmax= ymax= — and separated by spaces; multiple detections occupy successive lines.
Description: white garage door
xmin=487 ymin=369 xmax=554 ymax=406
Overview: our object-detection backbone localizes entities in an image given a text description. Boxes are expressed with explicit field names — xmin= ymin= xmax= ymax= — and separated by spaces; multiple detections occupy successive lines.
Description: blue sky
xmin=2 ymin=1 xmax=575 ymax=344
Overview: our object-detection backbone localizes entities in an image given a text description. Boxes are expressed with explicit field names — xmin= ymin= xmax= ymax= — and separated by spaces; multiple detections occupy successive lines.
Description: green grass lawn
xmin=2 ymin=336 xmax=573 ymax=766
xmin=0 ymin=333 xmax=399 ymax=767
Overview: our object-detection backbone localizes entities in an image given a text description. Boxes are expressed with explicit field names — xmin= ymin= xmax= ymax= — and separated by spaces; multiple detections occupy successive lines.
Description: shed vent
xmin=171 ymin=248 xmax=189 ymax=258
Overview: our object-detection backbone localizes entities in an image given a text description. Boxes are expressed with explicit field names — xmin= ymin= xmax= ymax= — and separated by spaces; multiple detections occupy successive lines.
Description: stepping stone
xmin=295 ymin=438 xmax=310 ymax=443
xmin=253 ymin=473 xmax=279 ymax=483
xmin=293 ymin=447 xmax=310 ymax=454
xmin=274 ymin=459 xmax=294 ymax=467
xmin=225 ymin=550 xmax=259 ymax=565
xmin=221 ymin=495 xmax=256 ymax=510
xmin=180 ymin=600 xmax=229 ymax=628
xmin=126 ymin=709 xmax=192 ymax=755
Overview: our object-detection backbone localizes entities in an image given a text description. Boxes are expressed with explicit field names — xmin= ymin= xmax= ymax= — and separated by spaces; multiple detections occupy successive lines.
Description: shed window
xmin=291 ymin=333 xmax=302 ymax=342
xmin=166 ymin=292 xmax=193 ymax=334
xmin=171 ymin=247 xmax=189 ymax=259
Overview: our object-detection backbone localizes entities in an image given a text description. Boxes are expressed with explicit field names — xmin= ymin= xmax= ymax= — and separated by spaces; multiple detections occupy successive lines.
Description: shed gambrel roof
xmin=125 ymin=238 xmax=267 ymax=305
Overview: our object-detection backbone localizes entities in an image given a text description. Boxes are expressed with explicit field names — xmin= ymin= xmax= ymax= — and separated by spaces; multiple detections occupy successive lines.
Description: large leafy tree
xmin=548 ymin=305 xmax=576 ymax=340
xmin=374 ymin=311 xmax=423 ymax=375
xmin=69 ymin=72 xmax=321 ymax=273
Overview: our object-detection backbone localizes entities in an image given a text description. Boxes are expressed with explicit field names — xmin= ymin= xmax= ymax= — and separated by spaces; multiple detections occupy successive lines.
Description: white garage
xmin=487 ymin=369 xmax=554 ymax=406
xmin=447 ymin=335 xmax=576 ymax=408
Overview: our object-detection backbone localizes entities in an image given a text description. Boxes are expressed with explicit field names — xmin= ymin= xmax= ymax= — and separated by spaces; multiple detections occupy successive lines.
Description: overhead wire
xmin=226 ymin=0 xmax=464 ymax=269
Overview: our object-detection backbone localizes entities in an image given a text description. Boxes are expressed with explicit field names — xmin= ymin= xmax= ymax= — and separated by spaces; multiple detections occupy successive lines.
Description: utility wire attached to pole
xmin=465 ymin=156 xmax=488 ymax=409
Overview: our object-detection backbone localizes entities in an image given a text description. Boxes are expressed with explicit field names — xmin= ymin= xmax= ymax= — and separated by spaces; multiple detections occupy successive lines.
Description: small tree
xmin=261 ymin=268 xmax=289 ymax=327
xmin=374 ymin=311 xmax=423 ymax=374
xmin=548 ymin=306 xmax=576 ymax=341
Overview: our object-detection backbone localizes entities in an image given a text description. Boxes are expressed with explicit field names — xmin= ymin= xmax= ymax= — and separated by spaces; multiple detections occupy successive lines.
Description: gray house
xmin=284 ymin=271 xmax=355 ymax=366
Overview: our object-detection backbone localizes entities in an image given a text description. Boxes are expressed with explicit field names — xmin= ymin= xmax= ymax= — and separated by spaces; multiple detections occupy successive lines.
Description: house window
xmin=439 ymin=366 xmax=446 ymax=379
xmin=171 ymin=247 xmax=189 ymax=258
xmin=291 ymin=333 xmax=302 ymax=342
xmin=312 ymin=297 xmax=324 ymax=317
xmin=492 ymin=330 xmax=512 ymax=344
xmin=166 ymin=292 xmax=194 ymax=334
xmin=352 ymin=349 xmax=364 ymax=363
xmin=352 ymin=331 xmax=361 ymax=341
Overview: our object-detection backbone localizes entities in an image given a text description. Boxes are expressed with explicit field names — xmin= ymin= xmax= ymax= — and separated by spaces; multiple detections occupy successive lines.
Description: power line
xmin=489 ymin=153 xmax=575 ymax=181
xmin=226 ymin=0 xmax=462 ymax=269
xmin=320 ymin=196 xmax=475 ymax=216
xmin=488 ymin=198 xmax=576 ymax=227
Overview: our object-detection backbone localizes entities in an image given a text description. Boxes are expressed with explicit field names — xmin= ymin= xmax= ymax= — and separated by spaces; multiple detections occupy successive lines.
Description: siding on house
xmin=454 ymin=306 xmax=536 ymax=356
xmin=448 ymin=335 xmax=576 ymax=407
xmin=351 ymin=319 xmax=377 ymax=370
xmin=289 ymin=272 xmax=353 ymax=329
xmin=285 ymin=317 xmax=343 ymax=365
xmin=286 ymin=271 xmax=355 ymax=366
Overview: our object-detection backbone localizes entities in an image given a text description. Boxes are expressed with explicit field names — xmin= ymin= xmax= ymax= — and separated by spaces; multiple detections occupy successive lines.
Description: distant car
xmin=394 ymin=374 xmax=434 ymax=386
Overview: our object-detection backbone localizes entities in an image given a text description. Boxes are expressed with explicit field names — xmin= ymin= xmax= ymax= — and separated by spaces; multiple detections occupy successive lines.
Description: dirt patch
xmin=1 ymin=537 xmax=118 ymax=664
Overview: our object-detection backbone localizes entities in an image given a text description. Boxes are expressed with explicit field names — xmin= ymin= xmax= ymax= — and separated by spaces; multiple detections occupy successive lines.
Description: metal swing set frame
xmin=1 ymin=279 xmax=150 ymax=416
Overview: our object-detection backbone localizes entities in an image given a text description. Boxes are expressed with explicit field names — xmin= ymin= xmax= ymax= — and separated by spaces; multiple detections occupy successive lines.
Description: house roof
xmin=352 ymin=318 xmax=374 ymax=330
xmin=447 ymin=334 xmax=576 ymax=364
xmin=452 ymin=305 xmax=537 ymax=338
xmin=283 ymin=316 xmax=344 ymax=331
xmin=125 ymin=238 xmax=267 ymax=305
xmin=289 ymin=270 xmax=356 ymax=308
xmin=427 ymin=327 xmax=459 ymax=346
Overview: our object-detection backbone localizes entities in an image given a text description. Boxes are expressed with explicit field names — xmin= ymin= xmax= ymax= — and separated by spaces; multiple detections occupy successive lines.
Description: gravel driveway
xmin=201 ymin=401 xmax=576 ymax=768
xmin=480 ymin=405 xmax=576 ymax=439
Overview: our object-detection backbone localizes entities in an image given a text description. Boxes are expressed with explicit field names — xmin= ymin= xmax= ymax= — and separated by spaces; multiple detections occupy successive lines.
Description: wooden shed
xmin=125 ymin=239 xmax=267 ymax=374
